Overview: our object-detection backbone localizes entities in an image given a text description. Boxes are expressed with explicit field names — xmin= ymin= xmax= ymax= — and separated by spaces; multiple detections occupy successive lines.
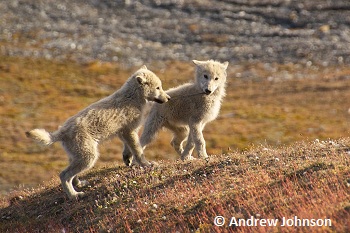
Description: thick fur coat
xmin=26 ymin=66 xmax=170 ymax=199
xmin=138 ymin=60 xmax=229 ymax=161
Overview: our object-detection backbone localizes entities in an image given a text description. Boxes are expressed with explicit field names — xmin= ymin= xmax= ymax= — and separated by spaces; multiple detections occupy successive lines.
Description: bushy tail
xmin=25 ymin=129 xmax=58 ymax=146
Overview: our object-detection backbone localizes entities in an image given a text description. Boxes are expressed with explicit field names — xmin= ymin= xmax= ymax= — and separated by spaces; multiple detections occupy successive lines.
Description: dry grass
xmin=1 ymin=56 xmax=350 ymax=195
xmin=0 ymin=56 xmax=350 ymax=232
xmin=0 ymin=138 xmax=349 ymax=232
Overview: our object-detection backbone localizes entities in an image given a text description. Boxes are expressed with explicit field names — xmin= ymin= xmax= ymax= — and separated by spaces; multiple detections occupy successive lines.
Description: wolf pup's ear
xmin=222 ymin=61 xmax=229 ymax=70
xmin=136 ymin=75 xmax=147 ymax=84
xmin=140 ymin=65 xmax=148 ymax=70
xmin=192 ymin=60 xmax=205 ymax=66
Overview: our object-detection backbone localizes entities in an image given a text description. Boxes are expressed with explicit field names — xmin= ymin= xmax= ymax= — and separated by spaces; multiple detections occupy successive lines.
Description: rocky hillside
xmin=0 ymin=138 xmax=349 ymax=232
xmin=1 ymin=0 xmax=350 ymax=66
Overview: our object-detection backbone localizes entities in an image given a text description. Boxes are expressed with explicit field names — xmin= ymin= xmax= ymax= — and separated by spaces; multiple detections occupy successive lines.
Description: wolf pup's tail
xmin=26 ymin=129 xmax=58 ymax=146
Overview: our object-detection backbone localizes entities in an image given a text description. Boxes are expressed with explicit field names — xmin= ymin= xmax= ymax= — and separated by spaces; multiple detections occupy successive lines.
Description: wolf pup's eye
xmin=204 ymin=75 xmax=209 ymax=79
xmin=156 ymin=87 xmax=160 ymax=90
xmin=215 ymin=77 xmax=219 ymax=80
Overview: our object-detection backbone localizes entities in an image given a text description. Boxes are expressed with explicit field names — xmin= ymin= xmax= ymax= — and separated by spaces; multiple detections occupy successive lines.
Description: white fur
xmin=26 ymin=128 xmax=53 ymax=146
xmin=138 ymin=60 xmax=229 ymax=161
xmin=26 ymin=66 xmax=170 ymax=199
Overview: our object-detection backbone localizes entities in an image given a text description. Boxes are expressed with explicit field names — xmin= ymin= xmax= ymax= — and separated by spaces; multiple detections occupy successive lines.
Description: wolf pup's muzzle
xmin=154 ymin=94 xmax=171 ymax=103
xmin=204 ymin=88 xmax=212 ymax=95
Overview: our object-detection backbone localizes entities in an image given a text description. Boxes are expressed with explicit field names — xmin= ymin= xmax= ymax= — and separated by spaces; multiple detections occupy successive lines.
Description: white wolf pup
xmin=26 ymin=66 xmax=170 ymax=199
xmin=135 ymin=60 xmax=229 ymax=161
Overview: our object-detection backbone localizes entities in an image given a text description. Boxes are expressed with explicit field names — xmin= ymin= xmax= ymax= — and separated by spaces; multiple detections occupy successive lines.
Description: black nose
xmin=205 ymin=89 xmax=212 ymax=95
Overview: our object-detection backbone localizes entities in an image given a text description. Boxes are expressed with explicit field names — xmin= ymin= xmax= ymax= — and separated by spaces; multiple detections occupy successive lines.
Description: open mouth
xmin=154 ymin=98 xmax=165 ymax=104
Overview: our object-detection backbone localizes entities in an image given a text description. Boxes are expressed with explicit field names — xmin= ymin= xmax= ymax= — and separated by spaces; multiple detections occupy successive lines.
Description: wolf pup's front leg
xmin=181 ymin=130 xmax=196 ymax=161
xmin=122 ymin=144 xmax=133 ymax=166
xmin=120 ymin=131 xmax=152 ymax=167
xmin=190 ymin=123 xmax=209 ymax=159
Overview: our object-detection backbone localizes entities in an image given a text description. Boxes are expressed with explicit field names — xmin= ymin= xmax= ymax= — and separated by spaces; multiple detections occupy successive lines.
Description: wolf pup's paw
xmin=123 ymin=157 xmax=133 ymax=167
xmin=77 ymin=180 xmax=89 ymax=188
xmin=181 ymin=155 xmax=196 ymax=161
xmin=139 ymin=160 xmax=153 ymax=167
xmin=68 ymin=191 xmax=85 ymax=201
xmin=149 ymin=160 xmax=159 ymax=166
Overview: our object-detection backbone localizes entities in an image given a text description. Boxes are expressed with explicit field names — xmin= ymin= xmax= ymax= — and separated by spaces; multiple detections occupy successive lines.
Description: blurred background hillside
xmin=1 ymin=0 xmax=350 ymax=66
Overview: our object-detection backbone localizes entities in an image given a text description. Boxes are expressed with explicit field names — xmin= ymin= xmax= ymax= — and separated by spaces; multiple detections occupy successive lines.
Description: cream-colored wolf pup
xmin=26 ymin=66 xmax=170 ymax=199
xmin=124 ymin=60 xmax=228 ymax=162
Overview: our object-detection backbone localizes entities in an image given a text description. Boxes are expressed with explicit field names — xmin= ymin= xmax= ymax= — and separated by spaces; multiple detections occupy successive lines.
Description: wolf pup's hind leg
xmin=60 ymin=139 xmax=99 ymax=199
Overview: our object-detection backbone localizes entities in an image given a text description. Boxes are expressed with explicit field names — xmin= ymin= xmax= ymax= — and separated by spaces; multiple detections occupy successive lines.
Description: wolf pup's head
xmin=134 ymin=65 xmax=170 ymax=103
xmin=193 ymin=60 xmax=229 ymax=95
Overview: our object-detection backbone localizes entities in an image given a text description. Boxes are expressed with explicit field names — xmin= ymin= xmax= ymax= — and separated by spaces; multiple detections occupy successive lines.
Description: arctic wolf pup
xmin=26 ymin=66 xmax=170 ymax=199
xmin=139 ymin=60 xmax=229 ymax=161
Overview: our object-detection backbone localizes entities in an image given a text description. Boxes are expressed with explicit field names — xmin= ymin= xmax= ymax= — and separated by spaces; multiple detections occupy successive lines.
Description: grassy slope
xmin=0 ymin=56 xmax=350 ymax=231
xmin=0 ymin=138 xmax=349 ymax=232
xmin=1 ymin=57 xmax=350 ymax=194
